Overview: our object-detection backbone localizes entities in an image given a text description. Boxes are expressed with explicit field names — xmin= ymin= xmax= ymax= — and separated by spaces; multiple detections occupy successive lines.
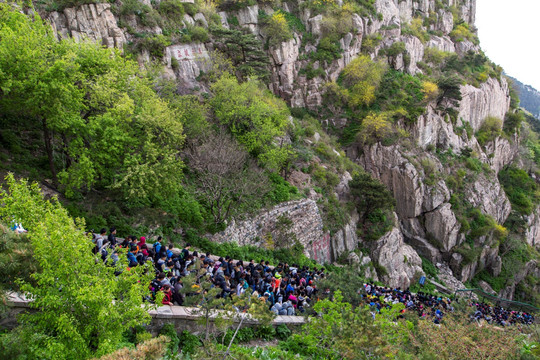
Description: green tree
xmin=261 ymin=10 xmax=294 ymax=46
xmin=0 ymin=174 xmax=153 ymax=359
xmin=357 ymin=112 xmax=394 ymax=145
xmin=210 ymin=74 xmax=290 ymax=167
xmin=437 ymin=74 xmax=463 ymax=106
xmin=349 ymin=172 xmax=396 ymax=222
xmin=0 ymin=5 xmax=185 ymax=204
xmin=282 ymin=290 xmax=387 ymax=359
xmin=476 ymin=116 xmax=503 ymax=145
xmin=341 ymin=55 xmax=386 ymax=107
xmin=0 ymin=224 xmax=37 ymax=313
xmin=210 ymin=26 xmax=270 ymax=82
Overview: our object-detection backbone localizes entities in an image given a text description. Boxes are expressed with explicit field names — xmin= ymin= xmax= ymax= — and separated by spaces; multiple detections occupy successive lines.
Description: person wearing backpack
xmin=127 ymin=245 xmax=138 ymax=268
xmin=181 ymin=243 xmax=191 ymax=260
xmin=93 ymin=228 xmax=107 ymax=254
xmin=153 ymin=236 xmax=163 ymax=260
xmin=166 ymin=243 xmax=175 ymax=260
xmin=107 ymin=227 xmax=117 ymax=248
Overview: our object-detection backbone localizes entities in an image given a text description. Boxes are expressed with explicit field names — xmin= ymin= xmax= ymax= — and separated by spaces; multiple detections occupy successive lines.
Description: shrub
xmin=178 ymin=330 xmax=200 ymax=355
xmin=423 ymin=47 xmax=450 ymax=65
xmin=357 ymin=112 xmax=394 ymax=145
xmin=450 ymin=22 xmax=478 ymax=44
xmin=341 ymin=55 xmax=386 ymax=107
xmin=401 ymin=17 xmax=430 ymax=43
xmin=499 ymin=166 xmax=539 ymax=215
xmin=158 ymin=0 xmax=185 ymax=19
xmin=261 ymin=10 xmax=293 ymax=46
xmin=136 ymin=34 xmax=171 ymax=59
xmin=384 ymin=41 xmax=406 ymax=57
xmin=311 ymin=35 xmax=343 ymax=62
xmin=190 ymin=26 xmax=209 ymax=42
xmin=374 ymin=70 xmax=426 ymax=122
xmin=503 ymin=111 xmax=524 ymax=135
xmin=476 ymin=116 xmax=502 ymax=145
xmin=421 ymin=80 xmax=439 ymax=101
xmin=361 ymin=33 xmax=382 ymax=53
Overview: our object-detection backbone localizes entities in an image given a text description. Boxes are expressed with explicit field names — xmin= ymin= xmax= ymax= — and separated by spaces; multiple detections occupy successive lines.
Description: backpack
xmin=150 ymin=279 xmax=162 ymax=293
xmin=153 ymin=243 xmax=162 ymax=259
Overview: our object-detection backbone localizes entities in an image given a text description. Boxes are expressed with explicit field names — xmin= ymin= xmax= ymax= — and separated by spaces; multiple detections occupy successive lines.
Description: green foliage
xmin=210 ymin=26 xmax=270 ymax=82
xmin=275 ymin=324 xmax=292 ymax=340
xmin=437 ymin=74 xmax=463 ymax=105
xmin=260 ymin=10 xmax=294 ymax=46
xmin=350 ymin=172 xmax=395 ymax=221
xmin=420 ymin=256 xmax=439 ymax=281
xmin=280 ymin=290 xmax=387 ymax=359
xmin=185 ymin=231 xmax=319 ymax=267
xmin=311 ymin=35 xmax=343 ymax=62
xmin=0 ymin=174 xmax=153 ymax=359
xmin=119 ymin=0 xmax=161 ymax=28
xmin=372 ymin=70 xmax=427 ymax=122
xmin=215 ymin=0 xmax=257 ymax=11
xmin=267 ymin=172 xmax=300 ymax=203
xmin=450 ymin=22 xmax=478 ymax=44
xmin=476 ymin=116 xmax=503 ymax=146
xmin=466 ymin=208 xmax=507 ymax=241
xmin=340 ymin=55 xmax=386 ymax=107
xmin=189 ymin=26 xmax=210 ymax=43
xmin=361 ymin=33 xmax=382 ymax=54
xmin=0 ymin=5 xmax=185 ymax=205
xmin=504 ymin=111 xmax=524 ymax=135
xmin=401 ymin=17 xmax=430 ymax=43
xmin=210 ymin=75 xmax=290 ymax=166
xmin=442 ymin=51 xmax=501 ymax=88
xmin=423 ymin=47 xmax=451 ymax=65
xmin=0 ymin=225 xmax=37 ymax=293
xmin=499 ymin=166 xmax=539 ymax=215
xmin=178 ymin=330 xmax=200 ymax=355
xmin=39 ymin=0 xmax=99 ymax=11
xmin=135 ymin=34 xmax=171 ymax=58
xmin=383 ymin=41 xmax=406 ymax=58
xmin=317 ymin=266 xmax=367 ymax=306
xmin=349 ymin=172 xmax=395 ymax=241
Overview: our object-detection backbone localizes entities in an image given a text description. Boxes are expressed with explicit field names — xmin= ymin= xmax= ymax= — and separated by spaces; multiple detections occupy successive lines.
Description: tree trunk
xmin=62 ymin=134 xmax=72 ymax=169
xmin=42 ymin=118 xmax=58 ymax=186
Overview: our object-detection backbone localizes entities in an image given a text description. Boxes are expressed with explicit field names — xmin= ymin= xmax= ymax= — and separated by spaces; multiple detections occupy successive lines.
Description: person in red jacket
xmin=161 ymin=285 xmax=173 ymax=305
xmin=138 ymin=236 xmax=149 ymax=258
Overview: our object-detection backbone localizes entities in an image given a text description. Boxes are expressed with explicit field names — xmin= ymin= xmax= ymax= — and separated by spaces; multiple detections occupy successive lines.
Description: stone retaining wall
xmin=3 ymin=293 xmax=304 ymax=335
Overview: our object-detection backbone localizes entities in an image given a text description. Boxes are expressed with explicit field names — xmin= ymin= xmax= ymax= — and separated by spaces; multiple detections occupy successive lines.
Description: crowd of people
xmin=91 ymin=228 xmax=323 ymax=316
xmin=361 ymin=283 xmax=536 ymax=326
xmin=91 ymin=228 xmax=537 ymax=323
xmin=362 ymin=283 xmax=453 ymax=324
xmin=471 ymin=302 xmax=535 ymax=326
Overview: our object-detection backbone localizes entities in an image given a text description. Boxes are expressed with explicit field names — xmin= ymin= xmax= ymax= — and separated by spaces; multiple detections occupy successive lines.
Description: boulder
xmin=371 ymin=226 xmax=423 ymax=289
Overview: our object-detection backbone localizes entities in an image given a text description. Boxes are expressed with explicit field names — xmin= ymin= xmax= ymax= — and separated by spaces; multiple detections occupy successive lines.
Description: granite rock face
xmin=48 ymin=3 xmax=126 ymax=48
xmin=371 ymin=226 xmax=423 ymax=289
xmin=458 ymin=77 xmax=510 ymax=132
xmin=211 ymin=199 xmax=332 ymax=263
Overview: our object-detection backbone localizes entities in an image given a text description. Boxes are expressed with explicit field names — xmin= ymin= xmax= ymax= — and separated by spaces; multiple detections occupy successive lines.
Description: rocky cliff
xmin=38 ymin=0 xmax=539 ymax=300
